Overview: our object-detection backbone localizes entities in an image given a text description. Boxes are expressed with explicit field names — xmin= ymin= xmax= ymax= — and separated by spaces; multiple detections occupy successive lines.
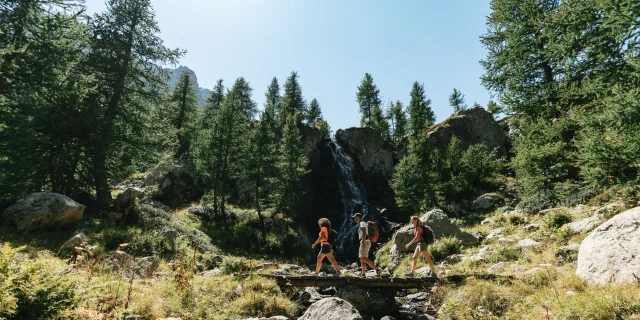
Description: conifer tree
xmin=387 ymin=101 xmax=408 ymax=143
xmin=273 ymin=112 xmax=309 ymax=216
xmin=408 ymin=82 xmax=435 ymax=140
xmin=307 ymin=98 xmax=322 ymax=125
xmin=265 ymin=77 xmax=282 ymax=122
xmin=281 ymin=71 xmax=306 ymax=125
xmin=169 ymin=72 xmax=199 ymax=157
xmin=248 ymin=103 xmax=277 ymax=229
xmin=449 ymin=88 xmax=467 ymax=112
xmin=371 ymin=104 xmax=390 ymax=138
xmin=356 ymin=73 xmax=382 ymax=127
xmin=83 ymin=0 xmax=182 ymax=207
xmin=487 ymin=100 xmax=501 ymax=117
xmin=202 ymin=79 xmax=224 ymax=127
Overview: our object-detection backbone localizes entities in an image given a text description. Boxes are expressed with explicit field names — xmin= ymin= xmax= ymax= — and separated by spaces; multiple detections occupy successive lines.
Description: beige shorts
xmin=358 ymin=240 xmax=371 ymax=258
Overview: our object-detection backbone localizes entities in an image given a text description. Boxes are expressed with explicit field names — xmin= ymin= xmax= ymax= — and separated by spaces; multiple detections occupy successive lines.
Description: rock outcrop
xmin=113 ymin=188 xmax=138 ymax=219
xmin=566 ymin=215 xmax=604 ymax=234
xmin=2 ymin=192 xmax=85 ymax=231
xmin=335 ymin=286 xmax=396 ymax=317
xmin=425 ymin=107 xmax=508 ymax=158
xmin=472 ymin=193 xmax=503 ymax=211
xmin=298 ymin=297 xmax=363 ymax=320
xmin=146 ymin=156 xmax=204 ymax=205
xmin=335 ymin=127 xmax=395 ymax=181
xmin=577 ymin=206 xmax=640 ymax=285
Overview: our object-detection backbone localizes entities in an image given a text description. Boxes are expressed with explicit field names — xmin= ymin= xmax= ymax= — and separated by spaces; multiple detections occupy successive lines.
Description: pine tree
xmin=356 ymin=73 xmax=382 ymax=127
xmin=449 ymin=88 xmax=467 ymax=112
xmin=248 ymin=103 xmax=277 ymax=229
xmin=281 ymin=71 xmax=306 ymax=125
xmin=307 ymin=98 xmax=322 ymax=125
xmin=408 ymin=82 xmax=435 ymax=140
xmin=487 ymin=100 xmax=501 ymax=117
xmin=392 ymin=130 xmax=436 ymax=212
xmin=83 ymin=0 xmax=182 ymax=207
xmin=168 ymin=72 xmax=199 ymax=157
xmin=202 ymin=79 xmax=224 ymax=127
xmin=387 ymin=101 xmax=408 ymax=143
xmin=265 ymin=77 xmax=282 ymax=122
xmin=371 ymin=104 xmax=390 ymax=138
xmin=273 ymin=112 xmax=309 ymax=216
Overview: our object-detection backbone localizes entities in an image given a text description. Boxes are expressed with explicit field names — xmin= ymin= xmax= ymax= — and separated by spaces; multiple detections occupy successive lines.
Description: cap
xmin=351 ymin=213 xmax=363 ymax=219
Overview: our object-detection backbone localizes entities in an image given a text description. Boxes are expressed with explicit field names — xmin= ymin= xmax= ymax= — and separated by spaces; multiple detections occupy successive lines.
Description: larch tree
xmin=168 ymin=72 xmax=199 ymax=157
xmin=281 ymin=71 xmax=306 ymax=126
xmin=202 ymin=79 xmax=224 ymax=128
xmin=307 ymin=98 xmax=322 ymax=125
xmin=408 ymin=82 xmax=435 ymax=140
xmin=449 ymin=88 xmax=467 ymax=112
xmin=387 ymin=101 xmax=408 ymax=143
xmin=356 ymin=73 xmax=381 ymax=127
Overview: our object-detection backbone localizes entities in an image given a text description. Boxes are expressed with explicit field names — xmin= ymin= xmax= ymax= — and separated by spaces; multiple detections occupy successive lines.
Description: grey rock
xmin=106 ymin=252 xmax=159 ymax=279
xmin=188 ymin=206 xmax=215 ymax=219
xmin=335 ymin=127 xmax=395 ymax=181
xmin=392 ymin=209 xmax=479 ymax=254
xmin=380 ymin=317 xmax=397 ymax=320
xmin=304 ymin=287 xmax=325 ymax=304
xmin=517 ymin=239 xmax=542 ymax=250
xmin=481 ymin=218 xmax=493 ymax=225
xmin=594 ymin=201 xmax=628 ymax=216
xmin=577 ymin=206 xmax=640 ymax=284
xmin=60 ymin=233 xmax=88 ymax=250
xmin=2 ymin=192 xmax=85 ymax=231
xmin=473 ymin=194 xmax=503 ymax=211
xmin=441 ymin=254 xmax=467 ymax=265
xmin=487 ymin=262 xmax=509 ymax=273
xmin=498 ymin=237 xmax=514 ymax=244
xmin=273 ymin=264 xmax=308 ymax=276
xmin=164 ymin=230 xmax=178 ymax=251
xmin=336 ymin=286 xmax=396 ymax=317
xmin=238 ymin=317 xmax=289 ymax=320
xmin=298 ymin=297 xmax=363 ymax=320
xmin=405 ymin=292 xmax=429 ymax=302
xmin=113 ymin=188 xmax=138 ymax=217
xmin=202 ymin=268 xmax=222 ymax=277
xmin=524 ymin=224 xmax=540 ymax=232
xmin=559 ymin=243 xmax=580 ymax=253
xmin=470 ymin=246 xmax=492 ymax=262
xmin=567 ymin=216 xmax=604 ymax=234
xmin=485 ymin=228 xmax=503 ymax=240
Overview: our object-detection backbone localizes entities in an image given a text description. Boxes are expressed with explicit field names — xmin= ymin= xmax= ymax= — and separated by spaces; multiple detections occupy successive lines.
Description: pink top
xmin=413 ymin=226 xmax=423 ymax=241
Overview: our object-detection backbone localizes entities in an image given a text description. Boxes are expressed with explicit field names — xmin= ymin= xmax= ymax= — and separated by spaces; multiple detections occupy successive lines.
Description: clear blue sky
xmin=85 ymin=0 xmax=492 ymax=131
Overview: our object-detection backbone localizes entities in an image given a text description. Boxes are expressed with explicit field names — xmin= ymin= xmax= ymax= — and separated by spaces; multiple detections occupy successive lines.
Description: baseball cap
xmin=351 ymin=213 xmax=363 ymax=219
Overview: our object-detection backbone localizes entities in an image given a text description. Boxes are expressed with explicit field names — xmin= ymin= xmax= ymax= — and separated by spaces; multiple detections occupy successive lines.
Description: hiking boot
xmin=334 ymin=271 xmax=342 ymax=277
xmin=310 ymin=272 xmax=319 ymax=277
xmin=357 ymin=273 xmax=366 ymax=278
xmin=404 ymin=270 xmax=415 ymax=277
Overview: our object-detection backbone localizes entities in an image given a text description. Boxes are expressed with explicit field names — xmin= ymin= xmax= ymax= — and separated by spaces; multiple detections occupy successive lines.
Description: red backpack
xmin=367 ymin=221 xmax=379 ymax=242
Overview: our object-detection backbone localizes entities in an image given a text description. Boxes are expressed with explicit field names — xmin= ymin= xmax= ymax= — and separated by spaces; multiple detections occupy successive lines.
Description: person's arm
xmin=405 ymin=227 xmax=421 ymax=248
xmin=312 ymin=235 xmax=323 ymax=249
xmin=360 ymin=223 xmax=368 ymax=242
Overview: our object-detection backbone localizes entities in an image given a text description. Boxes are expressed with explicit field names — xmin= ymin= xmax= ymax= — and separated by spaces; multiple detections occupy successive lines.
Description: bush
xmin=545 ymin=210 xmax=572 ymax=229
xmin=221 ymin=256 xmax=250 ymax=275
xmin=0 ymin=243 xmax=21 ymax=318
xmin=429 ymin=237 xmax=463 ymax=262
xmin=508 ymin=213 xmax=526 ymax=225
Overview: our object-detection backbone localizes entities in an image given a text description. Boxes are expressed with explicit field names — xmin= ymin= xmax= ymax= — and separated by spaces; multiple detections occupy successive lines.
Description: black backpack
xmin=328 ymin=228 xmax=338 ymax=246
xmin=420 ymin=225 xmax=435 ymax=245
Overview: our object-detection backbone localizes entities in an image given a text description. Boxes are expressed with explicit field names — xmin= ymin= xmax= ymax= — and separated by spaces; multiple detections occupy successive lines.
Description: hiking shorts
xmin=358 ymin=240 xmax=371 ymax=258
xmin=320 ymin=244 xmax=332 ymax=254
xmin=416 ymin=240 xmax=429 ymax=252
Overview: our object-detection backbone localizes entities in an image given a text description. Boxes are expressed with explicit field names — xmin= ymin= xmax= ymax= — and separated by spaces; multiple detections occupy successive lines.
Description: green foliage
xmin=167 ymin=72 xmax=200 ymax=157
xmin=356 ymin=73 xmax=382 ymax=127
xmin=202 ymin=79 xmax=225 ymax=128
xmin=408 ymin=81 xmax=436 ymax=139
xmin=306 ymin=98 xmax=322 ymax=124
xmin=221 ymin=256 xmax=250 ymax=275
xmin=429 ymin=237 xmax=462 ymax=262
xmin=280 ymin=71 xmax=306 ymax=126
xmin=316 ymin=119 xmax=331 ymax=139
xmin=394 ymin=133 xmax=504 ymax=213
xmin=441 ymin=280 xmax=514 ymax=319
xmin=371 ymin=103 xmax=390 ymax=138
xmin=487 ymin=100 xmax=501 ymax=117
xmin=272 ymin=112 xmax=309 ymax=216
xmin=387 ymin=100 xmax=408 ymax=143
xmin=507 ymin=213 xmax=525 ymax=226
xmin=545 ymin=210 xmax=572 ymax=229
xmin=0 ymin=243 xmax=22 ymax=318
xmin=449 ymin=88 xmax=467 ymax=112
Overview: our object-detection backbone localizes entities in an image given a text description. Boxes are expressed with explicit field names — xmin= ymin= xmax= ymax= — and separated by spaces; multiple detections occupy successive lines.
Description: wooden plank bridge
xmin=265 ymin=273 xmax=511 ymax=289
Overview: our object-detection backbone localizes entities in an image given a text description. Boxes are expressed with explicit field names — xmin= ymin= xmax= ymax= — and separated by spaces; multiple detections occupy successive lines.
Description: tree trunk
xmin=93 ymin=150 xmax=112 ymax=208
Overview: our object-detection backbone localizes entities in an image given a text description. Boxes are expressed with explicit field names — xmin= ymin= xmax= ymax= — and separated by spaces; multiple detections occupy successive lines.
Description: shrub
xmin=429 ymin=237 xmax=463 ymax=262
xmin=221 ymin=256 xmax=250 ymax=275
xmin=0 ymin=243 xmax=22 ymax=318
xmin=545 ymin=210 xmax=572 ymax=229
xmin=508 ymin=213 xmax=526 ymax=225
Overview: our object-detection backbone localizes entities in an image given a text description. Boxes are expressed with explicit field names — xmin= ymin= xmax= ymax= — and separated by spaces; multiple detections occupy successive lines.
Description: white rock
xmin=566 ymin=216 xmax=604 ymax=234
xmin=487 ymin=262 xmax=509 ymax=273
xmin=517 ymin=239 xmax=542 ymax=250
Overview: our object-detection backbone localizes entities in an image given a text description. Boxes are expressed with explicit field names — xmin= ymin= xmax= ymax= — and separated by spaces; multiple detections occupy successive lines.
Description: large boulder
xmin=298 ymin=297 xmax=363 ymax=320
xmin=425 ymin=107 xmax=508 ymax=158
xmin=113 ymin=188 xmax=138 ymax=218
xmin=393 ymin=209 xmax=479 ymax=253
xmin=335 ymin=127 xmax=395 ymax=181
xmin=2 ymin=192 xmax=85 ymax=231
xmin=566 ymin=215 xmax=604 ymax=234
xmin=106 ymin=251 xmax=160 ymax=279
xmin=576 ymin=207 xmax=640 ymax=285
xmin=145 ymin=156 xmax=204 ymax=205
xmin=472 ymin=193 xmax=503 ymax=211
xmin=335 ymin=286 xmax=396 ymax=317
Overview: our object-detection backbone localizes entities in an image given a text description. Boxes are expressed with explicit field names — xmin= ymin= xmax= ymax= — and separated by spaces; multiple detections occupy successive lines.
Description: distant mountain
xmin=169 ymin=66 xmax=211 ymax=108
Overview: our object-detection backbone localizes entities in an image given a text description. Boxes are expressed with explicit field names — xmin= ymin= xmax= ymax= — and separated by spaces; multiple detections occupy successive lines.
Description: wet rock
xmin=2 ymin=192 xmax=85 ymax=231
xmin=298 ymin=297 xmax=363 ymax=320
xmin=577 ymin=206 xmax=640 ymax=284
xmin=336 ymin=286 xmax=396 ymax=317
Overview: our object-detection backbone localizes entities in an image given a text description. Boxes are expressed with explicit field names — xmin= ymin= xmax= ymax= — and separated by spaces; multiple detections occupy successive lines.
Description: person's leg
xmin=315 ymin=253 xmax=326 ymax=273
xmin=326 ymin=252 xmax=340 ymax=273
xmin=411 ymin=246 xmax=421 ymax=272
xmin=421 ymin=250 xmax=436 ymax=273
xmin=360 ymin=258 xmax=366 ymax=274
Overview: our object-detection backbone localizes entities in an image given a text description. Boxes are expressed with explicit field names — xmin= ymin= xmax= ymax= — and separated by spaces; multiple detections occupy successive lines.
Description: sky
xmin=85 ymin=0 xmax=493 ymax=131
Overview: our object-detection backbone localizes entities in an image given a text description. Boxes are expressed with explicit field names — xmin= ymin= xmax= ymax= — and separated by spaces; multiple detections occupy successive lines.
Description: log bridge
xmin=265 ymin=273 xmax=510 ymax=289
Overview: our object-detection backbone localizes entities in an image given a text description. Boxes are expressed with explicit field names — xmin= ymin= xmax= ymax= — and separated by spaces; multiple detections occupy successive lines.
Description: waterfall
xmin=328 ymin=138 xmax=369 ymax=253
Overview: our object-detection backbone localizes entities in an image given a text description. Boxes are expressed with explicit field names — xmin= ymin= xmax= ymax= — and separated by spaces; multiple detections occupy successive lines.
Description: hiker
xmin=352 ymin=213 xmax=381 ymax=277
xmin=405 ymin=216 xmax=437 ymax=277
xmin=311 ymin=218 xmax=341 ymax=276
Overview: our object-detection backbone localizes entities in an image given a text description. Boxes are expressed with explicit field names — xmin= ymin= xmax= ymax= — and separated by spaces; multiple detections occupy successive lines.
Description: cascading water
xmin=327 ymin=137 xmax=370 ymax=254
